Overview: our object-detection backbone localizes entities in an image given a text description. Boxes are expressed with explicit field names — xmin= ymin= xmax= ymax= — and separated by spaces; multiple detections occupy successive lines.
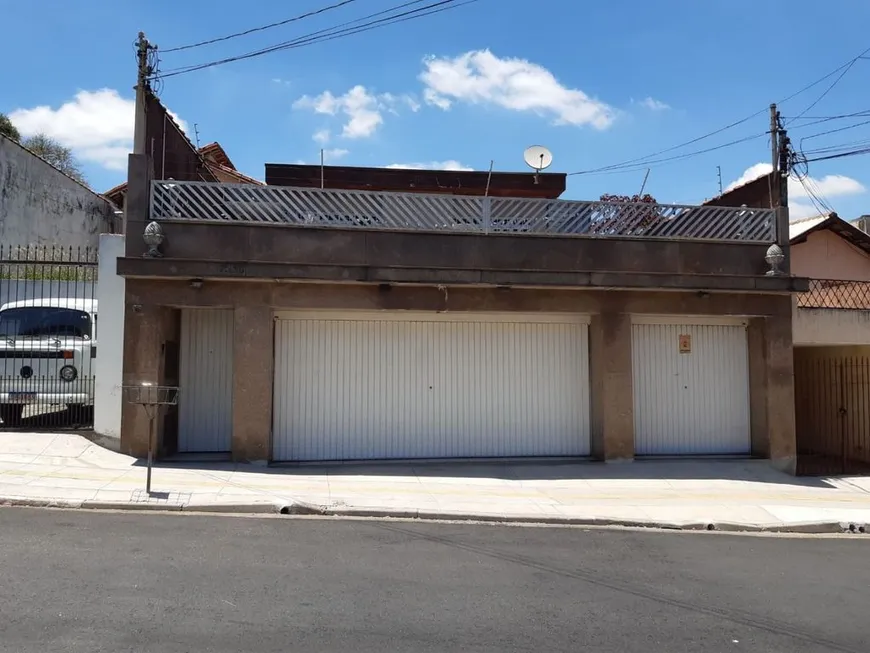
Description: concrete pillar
xmin=747 ymin=315 xmax=797 ymax=472
xmin=231 ymin=305 xmax=274 ymax=463
xmin=124 ymin=154 xmax=151 ymax=258
xmin=765 ymin=313 xmax=798 ymax=473
xmin=94 ymin=234 xmax=125 ymax=442
xmin=589 ymin=312 xmax=634 ymax=462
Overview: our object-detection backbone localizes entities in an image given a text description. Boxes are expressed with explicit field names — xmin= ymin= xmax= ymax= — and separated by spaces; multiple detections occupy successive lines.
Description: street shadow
xmin=139 ymin=455 xmax=841 ymax=490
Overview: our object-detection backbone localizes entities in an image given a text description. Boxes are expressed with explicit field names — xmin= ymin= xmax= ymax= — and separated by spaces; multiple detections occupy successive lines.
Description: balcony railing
xmin=150 ymin=180 xmax=776 ymax=243
xmin=798 ymin=279 xmax=870 ymax=310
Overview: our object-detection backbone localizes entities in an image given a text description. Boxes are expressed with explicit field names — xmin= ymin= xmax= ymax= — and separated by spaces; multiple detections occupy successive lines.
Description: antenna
xmin=193 ymin=123 xmax=201 ymax=149
xmin=484 ymin=160 xmax=494 ymax=197
xmin=523 ymin=145 xmax=553 ymax=185
xmin=639 ymin=168 xmax=650 ymax=196
xmin=716 ymin=165 xmax=723 ymax=194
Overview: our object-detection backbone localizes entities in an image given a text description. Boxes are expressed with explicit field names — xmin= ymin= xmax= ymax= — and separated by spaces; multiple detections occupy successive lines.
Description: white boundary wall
xmin=93 ymin=234 xmax=125 ymax=440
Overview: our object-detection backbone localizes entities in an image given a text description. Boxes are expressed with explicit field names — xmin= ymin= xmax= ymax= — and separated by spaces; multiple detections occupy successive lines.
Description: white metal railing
xmin=150 ymin=180 xmax=776 ymax=242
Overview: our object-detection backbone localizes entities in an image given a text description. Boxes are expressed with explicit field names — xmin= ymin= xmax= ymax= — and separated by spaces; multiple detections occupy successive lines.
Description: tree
xmin=21 ymin=133 xmax=87 ymax=185
xmin=593 ymin=193 xmax=664 ymax=235
xmin=0 ymin=113 xmax=20 ymax=141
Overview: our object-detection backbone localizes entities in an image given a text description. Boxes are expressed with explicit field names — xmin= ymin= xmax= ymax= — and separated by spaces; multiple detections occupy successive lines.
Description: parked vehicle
xmin=0 ymin=298 xmax=97 ymax=426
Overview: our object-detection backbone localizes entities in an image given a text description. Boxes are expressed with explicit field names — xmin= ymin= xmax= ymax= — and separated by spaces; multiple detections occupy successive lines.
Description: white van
xmin=0 ymin=298 xmax=97 ymax=426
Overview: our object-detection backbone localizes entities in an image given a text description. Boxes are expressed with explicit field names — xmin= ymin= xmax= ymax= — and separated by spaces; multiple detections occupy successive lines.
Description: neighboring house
xmin=0 ymin=134 xmax=119 ymax=248
xmin=103 ymin=141 xmax=262 ymax=209
xmin=851 ymin=214 xmax=870 ymax=233
xmin=114 ymin=91 xmax=806 ymax=472
xmin=789 ymin=213 xmax=870 ymax=474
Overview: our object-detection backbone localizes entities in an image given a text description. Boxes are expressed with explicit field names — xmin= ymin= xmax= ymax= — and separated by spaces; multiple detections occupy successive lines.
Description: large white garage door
xmin=632 ymin=318 xmax=750 ymax=455
xmin=273 ymin=312 xmax=590 ymax=462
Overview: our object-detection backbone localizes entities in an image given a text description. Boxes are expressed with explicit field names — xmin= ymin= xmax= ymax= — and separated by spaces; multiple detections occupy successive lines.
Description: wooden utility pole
xmin=133 ymin=32 xmax=151 ymax=155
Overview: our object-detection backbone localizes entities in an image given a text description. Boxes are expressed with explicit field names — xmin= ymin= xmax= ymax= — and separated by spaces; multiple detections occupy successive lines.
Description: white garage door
xmin=632 ymin=318 xmax=750 ymax=455
xmin=273 ymin=312 xmax=590 ymax=462
xmin=178 ymin=309 xmax=234 ymax=453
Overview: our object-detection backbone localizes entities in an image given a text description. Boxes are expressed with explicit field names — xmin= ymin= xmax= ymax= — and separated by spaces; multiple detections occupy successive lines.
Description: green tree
xmin=0 ymin=113 xmax=20 ymax=141
xmin=22 ymin=133 xmax=87 ymax=186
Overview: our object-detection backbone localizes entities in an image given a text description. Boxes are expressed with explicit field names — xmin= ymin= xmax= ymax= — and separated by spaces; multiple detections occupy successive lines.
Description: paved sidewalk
xmin=2 ymin=432 xmax=870 ymax=532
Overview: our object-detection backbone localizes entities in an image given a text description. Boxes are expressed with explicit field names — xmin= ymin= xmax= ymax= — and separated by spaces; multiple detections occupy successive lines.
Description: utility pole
xmin=133 ymin=32 xmax=152 ymax=155
xmin=770 ymin=103 xmax=790 ymax=271
xmin=769 ymin=103 xmax=779 ymax=175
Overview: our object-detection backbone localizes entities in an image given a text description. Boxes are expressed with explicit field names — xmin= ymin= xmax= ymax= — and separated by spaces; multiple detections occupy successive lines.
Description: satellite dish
xmin=523 ymin=145 xmax=553 ymax=172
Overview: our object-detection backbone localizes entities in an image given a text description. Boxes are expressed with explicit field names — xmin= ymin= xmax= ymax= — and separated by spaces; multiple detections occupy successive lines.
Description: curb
xmin=288 ymin=504 xmax=864 ymax=535
xmin=1 ymin=497 xmax=866 ymax=534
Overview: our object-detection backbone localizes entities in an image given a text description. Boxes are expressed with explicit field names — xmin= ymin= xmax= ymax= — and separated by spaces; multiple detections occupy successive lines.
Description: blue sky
xmin=3 ymin=0 xmax=870 ymax=220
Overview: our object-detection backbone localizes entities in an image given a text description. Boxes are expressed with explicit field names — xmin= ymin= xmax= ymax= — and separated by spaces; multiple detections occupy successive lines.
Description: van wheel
xmin=0 ymin=405 xmax=24 ymax=427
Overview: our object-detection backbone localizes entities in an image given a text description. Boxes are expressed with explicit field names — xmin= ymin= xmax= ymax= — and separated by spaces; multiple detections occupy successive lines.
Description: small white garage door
xmin=273 ymin=312 xmax=590 ymax=462
xmin=178 ymin=309 xmax=234 ymax=453
xmin=632 ymin=317 xmax=750 ymax=455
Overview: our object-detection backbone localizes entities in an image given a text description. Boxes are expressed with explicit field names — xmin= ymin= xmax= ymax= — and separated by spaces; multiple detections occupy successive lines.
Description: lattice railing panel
xmin=151 ymin=181 xmax=776 ymax=242
xmin=798 ymin=279 xmax=870 ymax=310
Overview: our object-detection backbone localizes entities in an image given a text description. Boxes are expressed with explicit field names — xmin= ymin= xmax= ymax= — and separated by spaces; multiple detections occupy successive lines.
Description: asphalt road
xmin=1 ymin=509 xmax=868 ymax=652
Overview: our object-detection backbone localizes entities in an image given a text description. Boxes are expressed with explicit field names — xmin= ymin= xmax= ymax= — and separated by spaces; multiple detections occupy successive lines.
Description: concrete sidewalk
xmin=2 ymin=432 xmax=870 ymax=533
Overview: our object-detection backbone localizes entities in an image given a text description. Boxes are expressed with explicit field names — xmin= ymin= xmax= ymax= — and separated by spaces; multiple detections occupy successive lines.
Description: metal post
xmin=146 ymin=412 xmax=155 ymax=494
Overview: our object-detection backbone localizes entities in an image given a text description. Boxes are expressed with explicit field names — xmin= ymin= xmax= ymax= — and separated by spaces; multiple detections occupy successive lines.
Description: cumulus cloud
xmin=726 ymin=162 xmax=866 ymax=219
xmin=9 ymin=88 xmax=187 ymax=171
xmin=385 ymin=160 xmax=473 ymax=171
xmin=639 ymin=97 xmax=670 ymax=111
xmin=420 ymin=49 xmax=616 ymax=129
xmin=294 ymin=85 xmax=417 ymax=139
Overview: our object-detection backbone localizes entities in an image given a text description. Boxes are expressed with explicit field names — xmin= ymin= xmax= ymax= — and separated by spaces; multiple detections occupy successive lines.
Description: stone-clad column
xmin=231 ymin=306 xmax=274 ymax=462
xmin=589 ymin=312 xmax=634 ymax=462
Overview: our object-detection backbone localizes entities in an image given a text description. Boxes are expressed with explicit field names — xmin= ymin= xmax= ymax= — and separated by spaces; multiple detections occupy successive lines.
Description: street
xmin=0 ymin=509 xmax=868 ymax=652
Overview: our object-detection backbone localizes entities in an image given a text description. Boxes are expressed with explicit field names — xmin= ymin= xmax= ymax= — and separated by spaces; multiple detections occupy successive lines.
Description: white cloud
xmin=294 ymin=85 xmax=417 ymax=139
xmin=312 ymin=129 xmax=331 ymax=145
xmin=9 ymin=88 xmax=187 ymax=171
xmin=420 ymin=49 xmax=616 ymax=129
xmin=640 ymin=97 xmax=670 ymax=111
xmin=385 ymin=160 xmax=473 ymax=171
xmin=323 ymin=148 xmax=349 ymax=162
xmin=725 ymin=162 xmax=866 ymax=219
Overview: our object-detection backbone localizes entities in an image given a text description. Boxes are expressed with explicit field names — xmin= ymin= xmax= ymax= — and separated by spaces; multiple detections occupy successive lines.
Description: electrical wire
xmin=161 ymin=0 xmax=362 ymax=53
xmin=567 ymin=43 xmax=870 ymax=176
xmin=785 ymin=45 xmax=870 ymax=123
xmin=567 ymin=132 xmax=769 ymax=177
xmin=152 ymin=0 xmax=474 ymax=80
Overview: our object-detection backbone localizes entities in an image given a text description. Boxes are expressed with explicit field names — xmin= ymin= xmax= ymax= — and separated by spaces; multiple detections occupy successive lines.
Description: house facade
xmin=116 ymin=92 xmax=805 ymax=471
xmin=790 ymin=214 xmax=870 ymax=474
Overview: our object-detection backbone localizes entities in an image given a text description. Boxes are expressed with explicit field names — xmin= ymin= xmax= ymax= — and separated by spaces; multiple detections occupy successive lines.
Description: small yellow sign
xmin=679 ymin=334 xmax=692 ymax=354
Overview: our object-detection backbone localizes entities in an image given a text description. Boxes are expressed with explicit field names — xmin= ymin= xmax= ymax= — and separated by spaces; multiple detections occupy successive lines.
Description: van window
xmin=0 ymin=307 xmax=93 ymax=339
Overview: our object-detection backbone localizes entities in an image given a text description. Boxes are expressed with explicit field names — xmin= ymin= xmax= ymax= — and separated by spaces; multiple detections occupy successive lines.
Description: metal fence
xmin=151 ymin=180 xmax=777 ymax=243
xmin=797 ymin=279 xmax=870 ymax=310
xmin=794 ymin=355 xmax=870 ymax=476
xmin=0 ymin=245 xmax=98 ymax=431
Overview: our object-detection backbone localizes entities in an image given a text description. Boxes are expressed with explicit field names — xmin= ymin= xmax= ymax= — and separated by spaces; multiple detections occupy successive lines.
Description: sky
xmin=3 ymin=0 xmax=870 ymax=221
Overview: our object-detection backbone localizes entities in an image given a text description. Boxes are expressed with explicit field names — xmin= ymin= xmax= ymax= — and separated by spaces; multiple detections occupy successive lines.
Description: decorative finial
xmin=143 ymin=221 xmax=165 ymax=258
xmin=764 ymin=243 xmax=785 ymax=276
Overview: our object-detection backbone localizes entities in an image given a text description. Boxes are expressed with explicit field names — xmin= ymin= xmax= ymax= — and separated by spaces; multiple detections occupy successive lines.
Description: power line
xmin=567 ymin=44 xmax=870 ymax=176
xmin=785 ymin=45 xmax=870 ymax=123
xmin=162 ymin=0 xmax=362 ymax=53
xmin=805 ymin=146 xmax=870 ymax=163
xmin=800 ymin=117 xmax=870 ymax=143
xmin=568 ymin=132 xmax=769 ymax=177
xmin=153 ymin=0 xmax=474 ymax=80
